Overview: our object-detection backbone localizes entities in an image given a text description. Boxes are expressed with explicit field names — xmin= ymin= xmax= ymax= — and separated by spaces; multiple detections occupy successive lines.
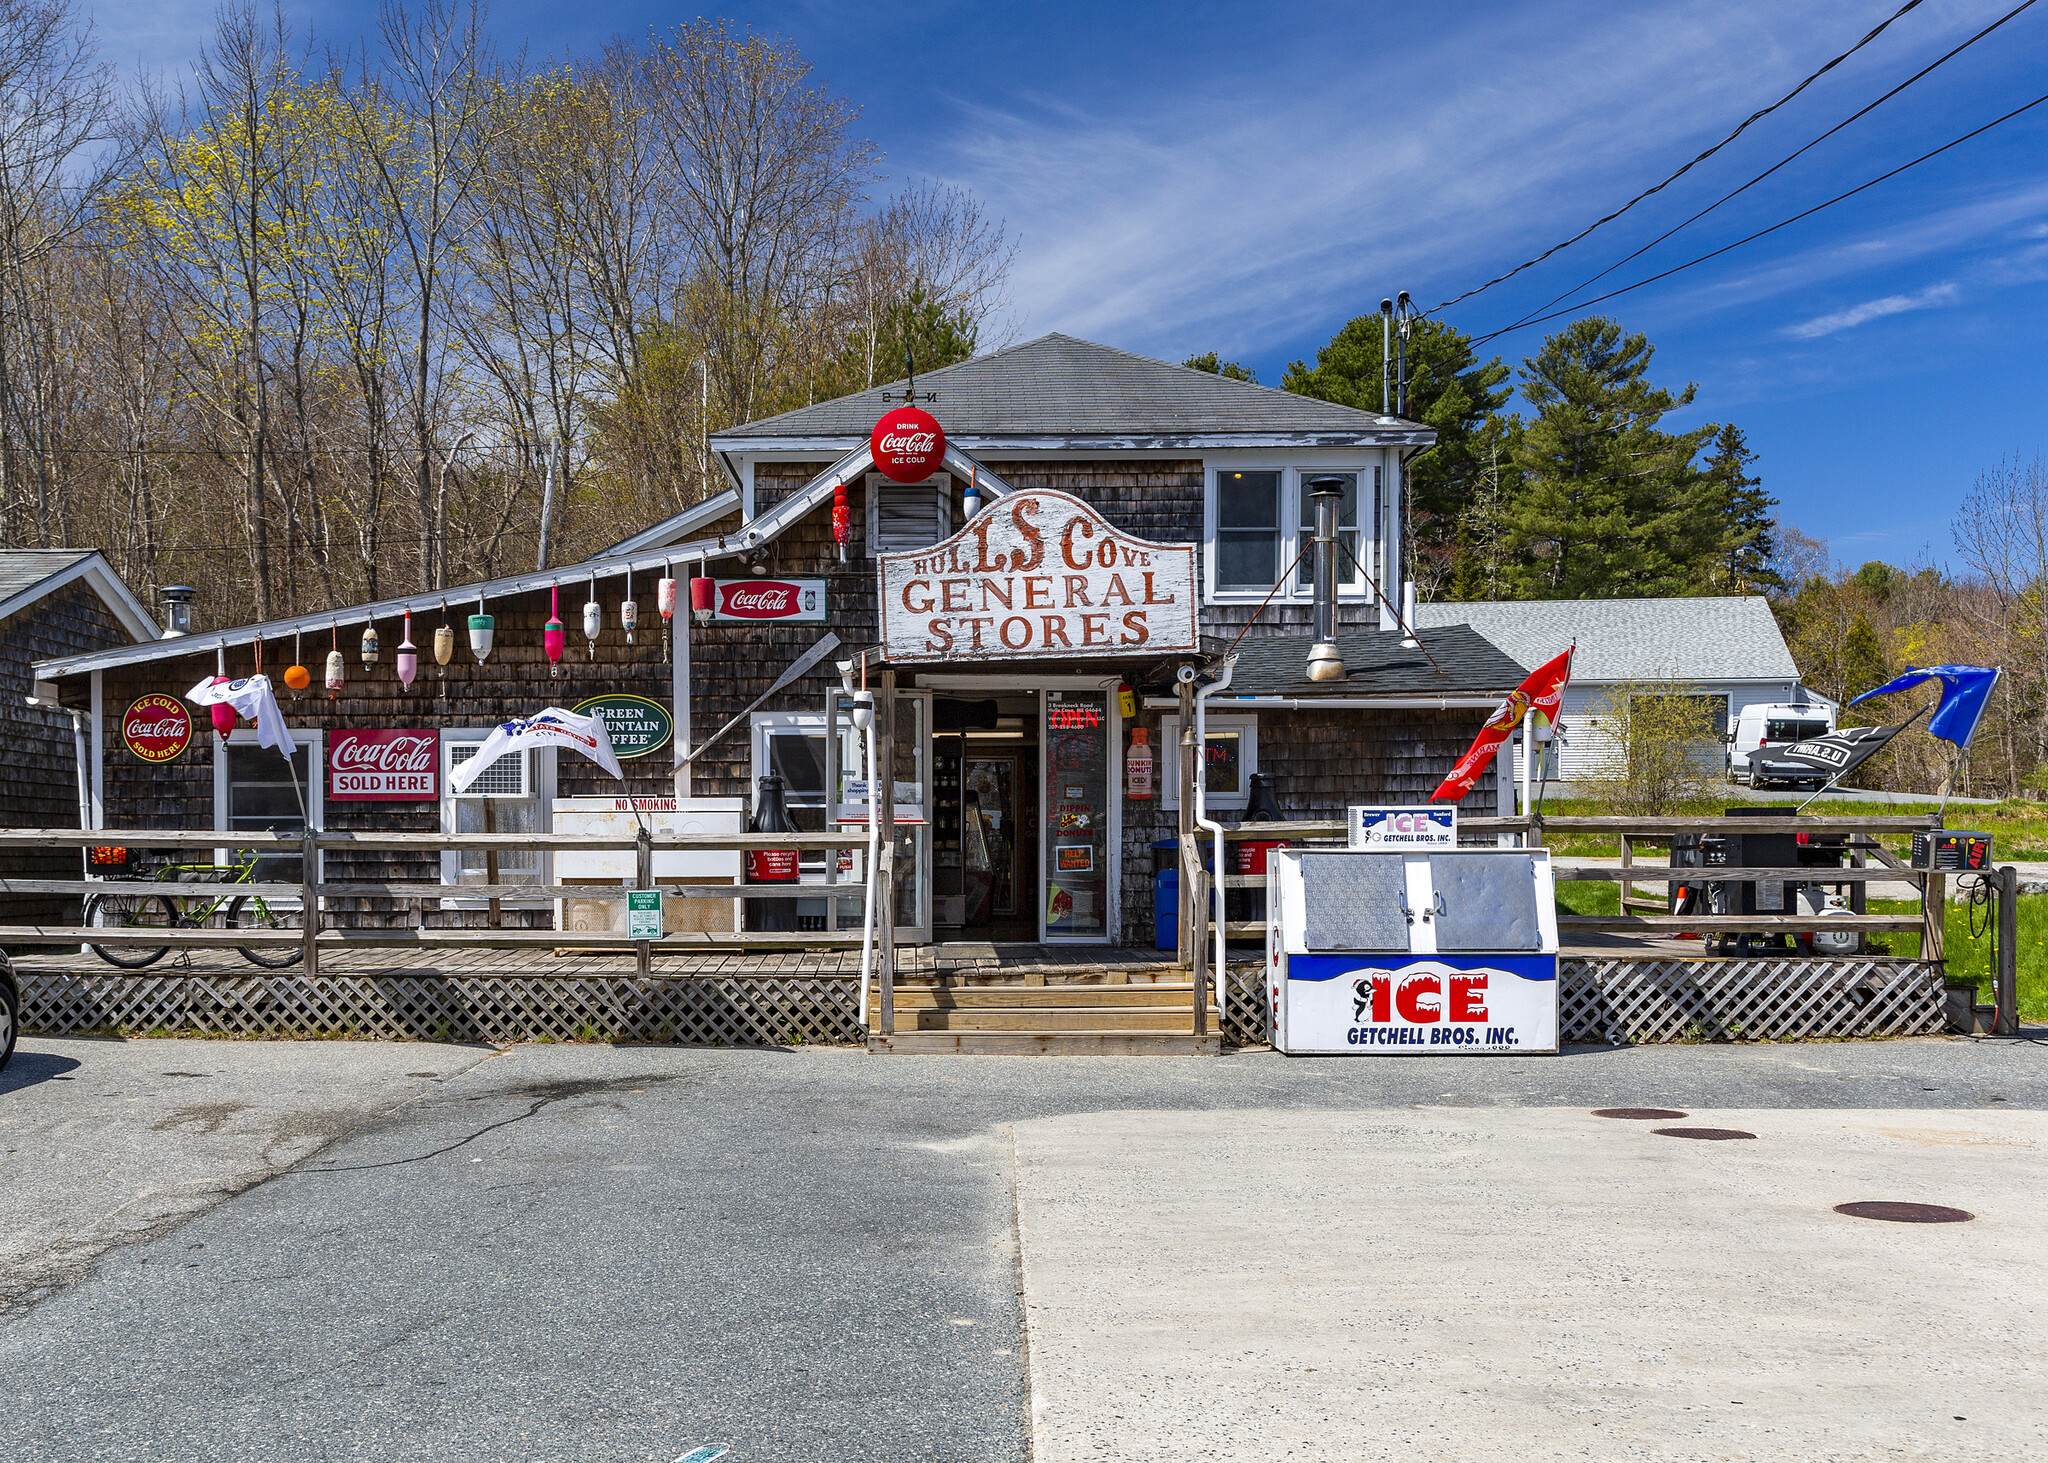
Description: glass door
xmin=1042 ymin=689 xmax=1113 ymax=941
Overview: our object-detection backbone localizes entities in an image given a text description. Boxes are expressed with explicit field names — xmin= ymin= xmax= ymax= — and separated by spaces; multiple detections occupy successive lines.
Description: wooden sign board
xmin=878 ymin=489 xmax=1198 ymax=663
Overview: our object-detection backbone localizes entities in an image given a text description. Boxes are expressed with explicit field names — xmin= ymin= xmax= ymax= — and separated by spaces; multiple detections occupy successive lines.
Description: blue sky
xmin=95 ymin=0 xmax=2048 ymax=572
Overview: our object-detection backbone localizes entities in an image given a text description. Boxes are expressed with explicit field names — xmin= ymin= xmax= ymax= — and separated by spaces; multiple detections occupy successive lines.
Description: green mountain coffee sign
xmin=572 ymin=694 xmax=673 ymax=759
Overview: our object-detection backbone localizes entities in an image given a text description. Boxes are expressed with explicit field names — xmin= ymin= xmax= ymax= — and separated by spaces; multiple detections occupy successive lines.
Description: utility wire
xmin=1499 ymin=0 xmax=2039 ymax=333
xmin=1467 ymin=87 xmax=2048 ymax=347
xmin=1428 ymin=0 xmax=1929 ymax=315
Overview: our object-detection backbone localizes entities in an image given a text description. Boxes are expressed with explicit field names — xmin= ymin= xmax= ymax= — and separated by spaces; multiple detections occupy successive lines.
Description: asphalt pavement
xmin=3 ymin=1034 xmax=2046 ymax=1462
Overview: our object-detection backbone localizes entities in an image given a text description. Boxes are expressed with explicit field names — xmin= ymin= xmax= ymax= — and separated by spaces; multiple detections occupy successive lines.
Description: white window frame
xmin=1159 ymin=713 xmax=1258 ymax=812
xmin=212 ymin=728 xmax=324 ymax=887
xmin=438 ymin=730 xmax=555 ymax=906
xmin=1202 ymin=456 xmax=1390 ymax=605
xmin=865 ymin=472 xmax=952 ymax=553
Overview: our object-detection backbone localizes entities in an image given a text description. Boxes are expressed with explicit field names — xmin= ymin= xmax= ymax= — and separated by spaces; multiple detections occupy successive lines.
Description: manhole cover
xmin=1834 ymin=1201 xmax=1974 ymax=1224
xmin=1593 ymin=1108 xmax=1689 ymax=1120
xmin=1652 ymin=1126 xmax=1757 ymax=1141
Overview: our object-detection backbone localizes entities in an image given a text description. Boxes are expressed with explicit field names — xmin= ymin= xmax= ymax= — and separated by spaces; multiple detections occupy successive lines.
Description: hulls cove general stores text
xmin=880 ymin=491 xmax=1198 ymax=661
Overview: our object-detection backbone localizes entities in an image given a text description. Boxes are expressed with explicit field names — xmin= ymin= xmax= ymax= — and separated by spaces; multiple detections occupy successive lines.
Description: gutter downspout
xmin=1193 ymin=657 xmax=1236 ymax=1021
xmin=851 ymin=674 xmax=879 ymax=1027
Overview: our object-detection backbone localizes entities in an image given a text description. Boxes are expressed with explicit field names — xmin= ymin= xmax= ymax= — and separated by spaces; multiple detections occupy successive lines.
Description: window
xmin=1294 ymin=472 xmax=1363 ymax=590
xmin=216 ymin=734 xmax=320 ymax=882
xmin=867 ymin=474 xmax=951 ymax=552
xmin=441 ymin=735 xmax=549 ymax=894
xmin=1159 ymin=714 xmax=1258 ymax=811
xmin=1765 ymin=718 xmax=1828 ymax=743
xmin=1209 ymin=465 xmax=1383 ymax=599
xmin=1215 ymin=471 xmax=1281 ymax=590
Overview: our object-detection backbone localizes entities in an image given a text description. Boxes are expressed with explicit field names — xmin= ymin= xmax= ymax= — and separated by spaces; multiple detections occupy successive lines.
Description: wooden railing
xmin=0 ymin=827 xmax=877 ymax=979
xmin=1185 ymin=812 xmax=1948 ymax=950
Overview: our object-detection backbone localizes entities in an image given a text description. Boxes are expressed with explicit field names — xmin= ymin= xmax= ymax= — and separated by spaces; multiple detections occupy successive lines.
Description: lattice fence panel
xmin=21 ymin=972 xmax=864 ymax=1046
xmin=1222 ymin=959 xmax=1943 ymax=1047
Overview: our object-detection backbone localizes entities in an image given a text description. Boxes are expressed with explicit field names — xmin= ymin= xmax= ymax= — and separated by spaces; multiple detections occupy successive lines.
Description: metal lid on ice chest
xmin=1295 ymin=852 xmax=1411 ymax=951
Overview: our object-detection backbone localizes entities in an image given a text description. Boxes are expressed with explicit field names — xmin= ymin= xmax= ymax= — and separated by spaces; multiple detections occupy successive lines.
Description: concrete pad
xmin=0 ymin=1037 xmax=495 ymax=1312
xmin=1012 ymin=1107 xmax=2048 ymax=1461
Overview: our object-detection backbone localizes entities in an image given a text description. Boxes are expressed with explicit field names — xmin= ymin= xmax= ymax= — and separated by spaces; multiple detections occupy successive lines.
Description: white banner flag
xmin=450 ymin=706 xmax=624 ymax=794
xmin=186 ymin=674 xmax=294 ymax=756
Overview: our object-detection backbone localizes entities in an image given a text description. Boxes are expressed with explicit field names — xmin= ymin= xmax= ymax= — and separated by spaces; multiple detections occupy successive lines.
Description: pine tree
xmin=1182 ymin=351 xmax=1256 ymax=382
xmin=1282 ymin=315 xmax=1509 ymax=593
xmin=1500 ymin=317 xmax=1715 ymax=599
xmin=1700 ymin=424 xmax=1782 ymax=593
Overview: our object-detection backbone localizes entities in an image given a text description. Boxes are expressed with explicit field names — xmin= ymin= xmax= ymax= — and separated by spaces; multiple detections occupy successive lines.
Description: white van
xmin=1728 ymin=702 xmax=1836 ymax=788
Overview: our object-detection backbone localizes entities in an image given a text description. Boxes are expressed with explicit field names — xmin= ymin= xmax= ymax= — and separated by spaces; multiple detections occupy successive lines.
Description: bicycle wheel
xmin=83 ymin=891 xmax=178 ymax=969
xmin=228 ymin=895 xmax=304 ymax=968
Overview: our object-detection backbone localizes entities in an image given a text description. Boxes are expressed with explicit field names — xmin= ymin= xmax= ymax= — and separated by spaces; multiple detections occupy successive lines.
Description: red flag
xmin=1431 ymin=647 xmax=1574 ymax=803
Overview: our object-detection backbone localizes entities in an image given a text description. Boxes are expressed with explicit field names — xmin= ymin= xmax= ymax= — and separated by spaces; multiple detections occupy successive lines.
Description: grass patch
xmin=1869 ymin=891 xmax=2048 ymax=1021
xmin=1553 ymin=881 xmax=1620 ymax=918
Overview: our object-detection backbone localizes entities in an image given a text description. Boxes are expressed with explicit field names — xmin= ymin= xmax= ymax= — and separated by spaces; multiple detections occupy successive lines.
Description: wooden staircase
xmin=866 ymin=968 xmax=1221 ymax=1054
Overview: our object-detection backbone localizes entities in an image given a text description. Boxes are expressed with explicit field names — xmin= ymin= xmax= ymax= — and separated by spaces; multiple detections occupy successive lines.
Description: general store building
xmin=34 ymin=335 xmax=1528 ymax=950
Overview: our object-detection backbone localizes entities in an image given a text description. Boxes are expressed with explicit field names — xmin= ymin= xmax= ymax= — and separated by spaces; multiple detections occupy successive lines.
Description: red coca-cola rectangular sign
xmin=712 ymin=578 xmax=826 ymax=622
xmin=328 ymin=729 xmax=440 ymax=801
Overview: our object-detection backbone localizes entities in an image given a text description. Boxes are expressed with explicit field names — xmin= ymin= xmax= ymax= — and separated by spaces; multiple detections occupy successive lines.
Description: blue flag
xmin=1848 ymin=665 xmax=2001 ymax=749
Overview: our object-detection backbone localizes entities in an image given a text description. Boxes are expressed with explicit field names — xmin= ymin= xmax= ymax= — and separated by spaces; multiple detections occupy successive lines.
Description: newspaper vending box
xmin=1266 ymin=848 xmax=1559 ymax=1054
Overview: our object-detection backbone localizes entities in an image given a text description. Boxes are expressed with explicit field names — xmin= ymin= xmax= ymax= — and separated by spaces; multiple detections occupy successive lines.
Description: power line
xmin=1428 ymin=0 xmax=1930 ymax=315
xmin=1499 ymin=0 xmax=2039 ymax=333
xmin=1467 ymin=87 xmax=2048 ymax=347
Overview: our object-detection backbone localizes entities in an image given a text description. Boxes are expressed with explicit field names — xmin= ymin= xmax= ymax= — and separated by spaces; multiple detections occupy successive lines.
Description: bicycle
xmin=83 ymin=842 xmax=306 ymax=970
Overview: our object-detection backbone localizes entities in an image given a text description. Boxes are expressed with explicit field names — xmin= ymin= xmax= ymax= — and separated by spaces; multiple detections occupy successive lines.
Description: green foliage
xmin=1283 ymin=315 xmax=1510 ymax=586
xmin=1499 ymin=318 xmax=1717 ymax=598
xmin=872 ymin=283 xmax=977 ymax=383
xmin=1701 ymin=424 xmax=1782 ymax=593
xmin=1183 ymin=351 xmax=1256 ymax=382
xmin=1579 ymin=677 xmax=1727 ymax=815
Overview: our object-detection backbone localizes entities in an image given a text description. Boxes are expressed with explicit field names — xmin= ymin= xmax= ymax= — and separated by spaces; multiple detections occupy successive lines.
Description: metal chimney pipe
xmin=160 ymin=585 xmax=195 ymax=637
xmin=1305 ymin=475 xmax=1346 ymax=682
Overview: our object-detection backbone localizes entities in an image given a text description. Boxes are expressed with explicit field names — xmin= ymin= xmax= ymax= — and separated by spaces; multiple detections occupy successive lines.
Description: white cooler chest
xmin=1266 ymin=847 xmax=1560 ymax=1054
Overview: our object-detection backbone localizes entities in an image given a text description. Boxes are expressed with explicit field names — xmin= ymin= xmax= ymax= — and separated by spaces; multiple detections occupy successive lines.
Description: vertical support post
xmin=876 ymin=666 xmax=897 ymax=1039
xmin=636 ymin=825 xmax=653 ymax=980
xmin=1519 ymin=709 xmax=1534 ymax=822
xmin=301 ymin=831 xmax=319 ymax=975
xmin=673 ymin=577 xmax=691 ymax=800
xmin=1176 ymin=676 xmax=1195 ymax=967
xmin=1997 ymin=864 xmax=2019 ymax=1037
xmin=1922 ymin=871 xmax=1946 ymax=963
xmin=1848 ymin=839 xmax=1866 ymax=915
xmin=483 ymin=797 xmax=502 ymax=929
xmin=1191 ymin=852 xmax=1211 ymax=1039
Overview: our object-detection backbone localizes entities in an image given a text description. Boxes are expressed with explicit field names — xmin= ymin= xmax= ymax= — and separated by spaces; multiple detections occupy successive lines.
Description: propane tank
xmin=1125 ymin=726 xmax=1154 ymax=800
xmin=360 ymin=623 xmax=380 ymax=664
xmin=396 ymin=612 xmax=418 ymax=689
xmin=745 ymin=773 xmax=799 ymax=933
xmin=582 ymin=593 xmax=601 ymax=660
xmin=543 ymin=586 xmax=566 ymax=675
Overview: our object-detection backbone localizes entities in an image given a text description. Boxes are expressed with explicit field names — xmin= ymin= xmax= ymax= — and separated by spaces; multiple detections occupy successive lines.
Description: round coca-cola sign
xmin=870 ymin=406 xmax=945 ymax=483
xmin=122 ymin=694 xmax=192 ymax=762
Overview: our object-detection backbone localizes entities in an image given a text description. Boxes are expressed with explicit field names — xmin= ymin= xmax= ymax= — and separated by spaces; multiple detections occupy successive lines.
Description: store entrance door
xmin=931 ymin=695 xmax=1039 ymax=942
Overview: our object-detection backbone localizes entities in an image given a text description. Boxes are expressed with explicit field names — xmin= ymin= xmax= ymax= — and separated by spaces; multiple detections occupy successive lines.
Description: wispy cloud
xmin=1783 ymin=282 xmax=1960 ymax=339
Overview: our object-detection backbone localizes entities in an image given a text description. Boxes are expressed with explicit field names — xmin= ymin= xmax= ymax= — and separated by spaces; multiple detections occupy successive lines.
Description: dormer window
xmin=867 ymin=474 xmax=952 ymax=553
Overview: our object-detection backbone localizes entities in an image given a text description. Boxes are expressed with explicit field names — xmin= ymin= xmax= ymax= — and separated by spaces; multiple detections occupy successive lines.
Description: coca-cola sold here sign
xmin=879 ymin=489 xmax=1197 ymax=663
xmin=328 ymin=729 xmax=439 ymax=800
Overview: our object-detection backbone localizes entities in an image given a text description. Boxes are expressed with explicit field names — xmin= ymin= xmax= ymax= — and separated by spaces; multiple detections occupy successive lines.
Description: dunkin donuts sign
xmin=328 ymin=729 xmax=439 ymax=800
xmin=878 ymin=489 xmax=1198 ymax=662
xmin=712 ymin=579 xmax=826 ymax=623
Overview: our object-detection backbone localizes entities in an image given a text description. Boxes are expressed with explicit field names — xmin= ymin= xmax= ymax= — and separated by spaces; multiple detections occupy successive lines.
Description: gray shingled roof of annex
xmin=711 ymin=333 xmax=1431 ymax=441
xmin=1412 ymin=597 xmax=1799 ymax=682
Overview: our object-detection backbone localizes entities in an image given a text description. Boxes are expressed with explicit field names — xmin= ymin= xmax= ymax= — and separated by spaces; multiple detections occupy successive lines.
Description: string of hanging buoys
xmin=657 ymin=562 xmax=676 ymax=658
xmin=434 ymin=601 xmax=454 ymax=679
xmin=620 ymin=566 xmax=638 ymax=646
xmin=284 ymin=629 xmax=310 ymax=697
xmin=582 ymin=573 xmax=601 ymax=661
xmin=396 ymin=610 xmax=418 ymax=690
xmin=325 ymin=622 xmax=345 ymax=696
xmin=544 ymin=585 xmax=566 ymax=676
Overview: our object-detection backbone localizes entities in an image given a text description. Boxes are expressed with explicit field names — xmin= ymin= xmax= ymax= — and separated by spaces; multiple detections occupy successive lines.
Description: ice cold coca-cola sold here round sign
xmin=870 ymin=406 xmax=945 ymax=482
xmin=122 ymin=694 xmax=192 ymax=761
